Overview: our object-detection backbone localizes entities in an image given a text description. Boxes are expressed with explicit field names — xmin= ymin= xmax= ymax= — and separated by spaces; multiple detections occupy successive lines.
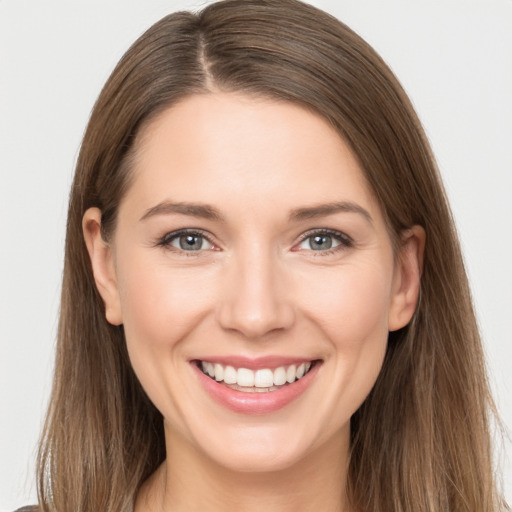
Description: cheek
xmin=300 ymin=260 xmax=394 ymax=343
xmin=298 ymin=260 xmax=393 ymax=417
xmin=117 ymin=254 xmax=213 ymax=348
xmin=114 ymin=253 xmax=220 ymax=421
xmin=114 ymin=254 xmax=217 ymax=407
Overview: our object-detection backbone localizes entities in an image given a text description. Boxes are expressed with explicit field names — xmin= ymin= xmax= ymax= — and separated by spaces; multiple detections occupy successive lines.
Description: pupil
xmin=180 ymin=234 xmax=202 ymax=250
xmin=311 ymin=235 xmax=332 ymax=250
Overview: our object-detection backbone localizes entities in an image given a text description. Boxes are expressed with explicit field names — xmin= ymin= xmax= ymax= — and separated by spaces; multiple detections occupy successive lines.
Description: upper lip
xmin=191 ymin=355 xmax=320 ymax=371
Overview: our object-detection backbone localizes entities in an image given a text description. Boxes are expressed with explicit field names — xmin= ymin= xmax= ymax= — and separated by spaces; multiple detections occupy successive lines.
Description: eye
xmin=158 ymin=230 xmax=215 ymax=252
xmin=295 ymin=230 xmax=352 ymax=253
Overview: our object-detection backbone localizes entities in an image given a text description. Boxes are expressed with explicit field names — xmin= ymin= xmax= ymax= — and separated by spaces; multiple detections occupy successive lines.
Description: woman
xmin=17 ymin=0 xmax=508 ymax=510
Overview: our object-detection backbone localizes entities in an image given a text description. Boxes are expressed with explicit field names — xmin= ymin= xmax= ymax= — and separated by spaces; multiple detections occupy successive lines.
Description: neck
xmin=135 ymin=422 xmax=351 ymax=512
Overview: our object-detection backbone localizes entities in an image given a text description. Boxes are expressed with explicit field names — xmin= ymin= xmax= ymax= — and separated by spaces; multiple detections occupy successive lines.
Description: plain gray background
xmin=1 ymin=0 xmax=511 ymax=509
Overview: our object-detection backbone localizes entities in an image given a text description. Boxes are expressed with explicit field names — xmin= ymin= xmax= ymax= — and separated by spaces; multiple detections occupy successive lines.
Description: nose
xmin=216 ymin=246 xmax=296 ymax=339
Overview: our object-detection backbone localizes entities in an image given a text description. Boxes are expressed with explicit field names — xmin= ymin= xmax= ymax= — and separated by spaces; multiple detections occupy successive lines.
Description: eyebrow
xmin=139 ymin=201 xmax=225 ymax=222
xmin=139 ymin=200 xmax=373 ymax=224
xmin=289 ymin=201 xmax=373 ymax=224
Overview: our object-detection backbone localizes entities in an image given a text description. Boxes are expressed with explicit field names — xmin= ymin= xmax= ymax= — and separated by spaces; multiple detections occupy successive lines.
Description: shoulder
xmin=13 ymin=507 xmax=39 ymax=512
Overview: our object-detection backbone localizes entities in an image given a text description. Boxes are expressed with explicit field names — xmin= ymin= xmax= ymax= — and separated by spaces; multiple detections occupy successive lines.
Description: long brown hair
xmin=36 ymin=1 xmax=507 ymax=510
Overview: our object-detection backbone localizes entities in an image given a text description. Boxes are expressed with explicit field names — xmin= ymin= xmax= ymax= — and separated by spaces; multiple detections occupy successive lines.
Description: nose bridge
xmin=217 ymin=241 xmax=295 ymax=338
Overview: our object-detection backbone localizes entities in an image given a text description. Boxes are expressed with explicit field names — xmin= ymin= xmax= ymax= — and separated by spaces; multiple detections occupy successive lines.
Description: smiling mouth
xmin=196 ymin=360 xmax=317 ymax=393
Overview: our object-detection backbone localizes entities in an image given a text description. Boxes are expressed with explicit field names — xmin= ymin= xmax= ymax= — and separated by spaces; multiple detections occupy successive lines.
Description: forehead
xmin=122 ymin=92 xmax=380 ymax=223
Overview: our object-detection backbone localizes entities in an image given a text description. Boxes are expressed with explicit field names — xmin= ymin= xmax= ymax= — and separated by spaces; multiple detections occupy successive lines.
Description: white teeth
xmin=273 ymin=366 xmax=287 ymax=386
xmin=237 ymin=368 xmax=255 ymax=387
xmin=286 ymin=365 xmax=296 ymax=384
xmin=223 ymin=365 xmax=237 ymax=384
xmin=254 ymin=369 xmax=274 ymax=388
xmin=202 ymin=361 xmax=216 ymax=378
xmin=200 ymin=360 xmax=315 ymax=388
xmin=214 ymin=363 xmax=224 ymax=382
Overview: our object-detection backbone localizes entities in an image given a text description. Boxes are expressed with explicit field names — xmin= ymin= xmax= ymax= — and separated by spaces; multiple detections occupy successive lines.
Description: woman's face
xmin=85 ymin=92 xmax=421 ymax=473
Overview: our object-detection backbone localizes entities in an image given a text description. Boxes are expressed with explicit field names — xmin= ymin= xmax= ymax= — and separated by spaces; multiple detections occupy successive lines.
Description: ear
xmin=388 ymin=225 xmax=425 ymax=332
xmin=82 ymin=207 xmax=123 ymax=325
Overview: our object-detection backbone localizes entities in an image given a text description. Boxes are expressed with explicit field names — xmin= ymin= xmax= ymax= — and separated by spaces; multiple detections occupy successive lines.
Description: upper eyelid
xmin=162 ymin=227 xmax=210 ymax=238
xmin=296 ymin=228 xmax=352 ymax=243
xmin=158 ymin=228 xmax=217 ymax=247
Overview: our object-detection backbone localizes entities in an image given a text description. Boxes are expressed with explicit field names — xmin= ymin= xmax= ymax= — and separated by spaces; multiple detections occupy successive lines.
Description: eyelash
xmin=156 ymin=229 xmax=216 ymax=256
xmin=294 ymin=228 xmax=353 ymax=256
xmin=155 ymin=228 xmax=353 ymax=256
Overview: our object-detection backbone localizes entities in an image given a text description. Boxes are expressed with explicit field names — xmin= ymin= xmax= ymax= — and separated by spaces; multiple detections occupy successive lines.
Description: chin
xmin=179 ymin=413 xmax=344 ymax=475
xmin=202 ymin=435 xmax=310 ymax=474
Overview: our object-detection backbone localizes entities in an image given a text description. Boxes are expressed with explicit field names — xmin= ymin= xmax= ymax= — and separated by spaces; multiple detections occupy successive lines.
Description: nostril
xmin=216 ymin=303 xmax=296 ymax=339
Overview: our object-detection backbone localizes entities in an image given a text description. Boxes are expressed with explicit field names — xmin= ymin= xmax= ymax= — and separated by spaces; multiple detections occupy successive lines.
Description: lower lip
xmin=192 ymin=362 xmax=320 ymax=415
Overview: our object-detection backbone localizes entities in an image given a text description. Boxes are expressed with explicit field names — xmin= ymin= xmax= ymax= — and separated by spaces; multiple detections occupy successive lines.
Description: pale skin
xmin=83 ymin=92 xmax=425 ymax=512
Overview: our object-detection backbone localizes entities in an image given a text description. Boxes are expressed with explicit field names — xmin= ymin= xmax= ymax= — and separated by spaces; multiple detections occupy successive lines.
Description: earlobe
xmin=82 ymin=207 xmax=123 ymax=325
xmin=388 ymin=225 xmax=425 ymax=332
